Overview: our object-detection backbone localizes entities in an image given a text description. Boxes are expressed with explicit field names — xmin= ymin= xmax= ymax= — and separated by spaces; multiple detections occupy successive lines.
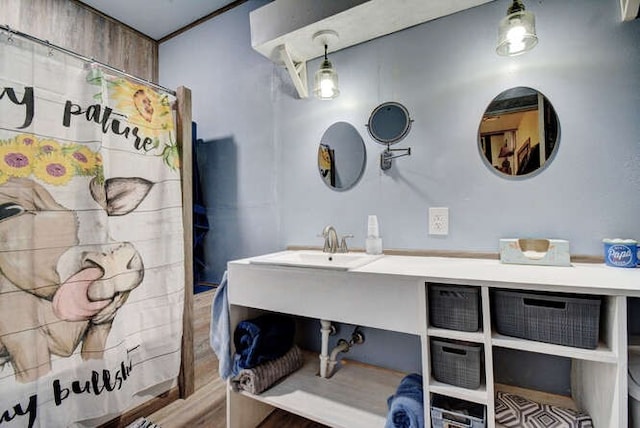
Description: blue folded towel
xmin=232 ymin=313 xmax=296 ymax=375
xmin=210 ymin=271 xmax=232 ymax=380
xmin=385 ymin=373 xmax=424 ymax=428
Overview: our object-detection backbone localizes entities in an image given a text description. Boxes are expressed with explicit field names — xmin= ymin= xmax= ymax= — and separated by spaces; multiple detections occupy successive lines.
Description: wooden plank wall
xmin=0 ymin=0 xmax=158 ymax=82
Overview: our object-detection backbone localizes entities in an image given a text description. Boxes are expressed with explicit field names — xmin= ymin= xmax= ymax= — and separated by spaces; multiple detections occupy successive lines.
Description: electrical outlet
xmin=429 ymin=207 xmax=449 ymax=235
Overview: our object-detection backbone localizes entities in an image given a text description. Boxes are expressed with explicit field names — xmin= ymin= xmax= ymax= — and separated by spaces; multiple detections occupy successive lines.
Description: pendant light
xmin=496 ymin=0 xmax=538 ymax=56
xmin=312 ymin=30 xmax=340 ymax=100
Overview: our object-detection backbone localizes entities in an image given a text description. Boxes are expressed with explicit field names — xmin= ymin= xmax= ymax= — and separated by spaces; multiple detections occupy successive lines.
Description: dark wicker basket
xmin=430 ymin=339 xmax=483 ymax=389
xmin=493 ymin=290 xmax=601 ymax=349
xmin=429 ymin=284 xmax=481 ymax=332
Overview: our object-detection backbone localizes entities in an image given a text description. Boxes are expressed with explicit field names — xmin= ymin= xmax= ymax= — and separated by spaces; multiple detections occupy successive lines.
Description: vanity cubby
xmin=227 ymin=305 xmax=409 ymax=428
xmin=226 ymin=264 xmax=424 ymax=428
xmin=228 ymin=253 xmax=637 ymax=428
xmin=425 ymin=282 xmax=626 ymax=428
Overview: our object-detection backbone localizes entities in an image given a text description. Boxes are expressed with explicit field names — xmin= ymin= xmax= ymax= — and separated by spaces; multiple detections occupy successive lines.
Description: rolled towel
xmin=496 ymin=391 xmax=593 ymax=427
xmin=385 ymin=373 xmax=424 ymax=428
xmin=231 ymin=345 xmax=303 ymax=395
xmin=232 ymin=313 xmax=296 ymax=375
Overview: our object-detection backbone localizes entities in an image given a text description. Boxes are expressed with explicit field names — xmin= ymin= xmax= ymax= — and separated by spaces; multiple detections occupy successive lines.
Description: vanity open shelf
xmin=234 ymin=351 xmax=405 ymax=428
xmin=427 ymin=327 xmax=485 ymax=344
xmin=491 ymin=333 xmax=617 ymax=363
xmin=227 ymin=252 xmax=639 ymax=428
xmin=429 ymin=378 xmax=488 ymax=405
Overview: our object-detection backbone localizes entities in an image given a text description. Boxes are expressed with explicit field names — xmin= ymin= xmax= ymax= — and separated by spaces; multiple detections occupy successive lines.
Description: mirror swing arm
xmin=366 ymin=101 xmax=413 ymax=171
xmin=380 ymin=145 xmax=411 ymax=170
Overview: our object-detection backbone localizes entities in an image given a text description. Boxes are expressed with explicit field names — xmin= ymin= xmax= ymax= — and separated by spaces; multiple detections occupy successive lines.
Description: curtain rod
xmin=0 ymin=24 xmax=176 ymax=96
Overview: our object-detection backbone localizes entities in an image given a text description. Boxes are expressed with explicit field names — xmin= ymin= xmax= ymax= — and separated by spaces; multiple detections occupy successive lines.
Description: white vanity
xmin=226 ymin=250 xmax=640 ymax=428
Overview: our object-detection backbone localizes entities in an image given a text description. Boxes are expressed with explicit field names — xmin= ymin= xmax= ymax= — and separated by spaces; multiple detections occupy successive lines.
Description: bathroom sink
xmin=249 ymin=250 xmax=383 ymax=271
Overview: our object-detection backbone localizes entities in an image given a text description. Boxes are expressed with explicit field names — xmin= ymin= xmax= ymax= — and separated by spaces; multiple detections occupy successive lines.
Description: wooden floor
xmin=146 ymin=289 xmax=328 ymax=428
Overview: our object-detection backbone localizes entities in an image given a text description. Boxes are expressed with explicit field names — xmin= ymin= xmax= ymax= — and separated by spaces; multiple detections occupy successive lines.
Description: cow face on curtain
xmin=0 ymin=32 xmax=184 ymax=427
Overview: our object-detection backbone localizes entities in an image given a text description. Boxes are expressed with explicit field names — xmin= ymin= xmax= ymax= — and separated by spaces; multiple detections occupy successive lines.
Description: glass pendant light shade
xmin=496 ymin=1 xmax=538 ymax=56
xmin=314 ymin=59 xmax=339 ymax=99
xmin=313 ymin=44 xmax=339 ymax=100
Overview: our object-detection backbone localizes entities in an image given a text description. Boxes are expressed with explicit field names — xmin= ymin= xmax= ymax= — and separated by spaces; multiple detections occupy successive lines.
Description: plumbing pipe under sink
xmin=319 ymin=320 xmax=334 ymax=378
xmin=325 ymin=327 xmax=365 ymax=378
xmin=326 ymin=339 xmax=350 ymax=378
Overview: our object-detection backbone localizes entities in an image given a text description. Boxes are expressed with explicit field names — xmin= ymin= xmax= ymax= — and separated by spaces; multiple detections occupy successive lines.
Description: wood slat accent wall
xmin=0 ymin=0 xmax=158 ymax=82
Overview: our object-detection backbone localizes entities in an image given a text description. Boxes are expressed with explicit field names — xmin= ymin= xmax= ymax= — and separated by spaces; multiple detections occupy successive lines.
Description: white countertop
xmin=231 ymin=251 xmax=640 ymax=296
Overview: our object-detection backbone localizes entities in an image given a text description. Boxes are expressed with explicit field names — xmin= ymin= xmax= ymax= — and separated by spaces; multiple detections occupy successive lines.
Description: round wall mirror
xmin=318 ymin=122 xmax=366 ymax=191
xmin=478 ymin=87 xmax=560 ymax=178
xmin=367 ymin=102 xmax=412 ymax=145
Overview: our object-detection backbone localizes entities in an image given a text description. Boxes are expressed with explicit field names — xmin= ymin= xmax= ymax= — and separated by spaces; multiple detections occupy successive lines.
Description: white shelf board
xmin=351 ymin=255 xmax=640 ymax=297
xmin=621 ymin=0 xmax=640 ymax=21
xmin=250 ymin=0 xmax=495 ymax=62
xmin=491 ymin=333 xmax=617 ymax=364
xmin=427 ymin=327 xmax=485 ymax=343
xmin=238 ymin=352 xmax=407 ymax=428
xmin=429 ymin=378 xmax=488 ymax=405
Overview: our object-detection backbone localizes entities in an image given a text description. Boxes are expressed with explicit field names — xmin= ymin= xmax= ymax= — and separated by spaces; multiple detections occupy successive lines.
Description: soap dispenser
xmin=365 ymin=215 xmax=383 ymax=255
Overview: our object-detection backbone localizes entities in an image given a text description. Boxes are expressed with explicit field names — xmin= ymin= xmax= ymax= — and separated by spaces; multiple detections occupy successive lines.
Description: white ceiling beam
xmin=251 ymin=0 xmax=496 ymax=63
xmin=621 ymin=0 xmax=640 ymax=21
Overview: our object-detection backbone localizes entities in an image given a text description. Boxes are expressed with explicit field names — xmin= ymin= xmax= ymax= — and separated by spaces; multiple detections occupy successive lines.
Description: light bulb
xmin=320 ymin=77 xmax=336 ymax=98
xmin=506 ymin=20 xmax=527 ymax=54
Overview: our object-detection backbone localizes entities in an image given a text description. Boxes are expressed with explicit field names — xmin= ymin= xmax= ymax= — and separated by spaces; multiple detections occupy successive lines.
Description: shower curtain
xmin=0 ymin=31 xmax=184 ymax=427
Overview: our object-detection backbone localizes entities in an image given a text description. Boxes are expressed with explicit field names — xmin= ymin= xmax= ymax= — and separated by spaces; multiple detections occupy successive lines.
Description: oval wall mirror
xmin=478 ymin=87 xmax=560 ymax=178
xmin=318 ymin=122 xmax=366 ymax=191
xmin=367 ymin=102 xmax=412 ymax=145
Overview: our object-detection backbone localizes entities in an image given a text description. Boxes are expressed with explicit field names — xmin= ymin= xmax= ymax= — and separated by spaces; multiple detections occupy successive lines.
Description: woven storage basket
xmin=430 ymin=339 xmax=482 ymax=389
xmin=493 ymin=290 xmax=601 ymax=349
xmin=429 ymin=284 xmax=481 ymax=332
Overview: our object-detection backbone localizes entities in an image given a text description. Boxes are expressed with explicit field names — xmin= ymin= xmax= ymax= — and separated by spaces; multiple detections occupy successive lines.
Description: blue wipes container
xmin=603 ymin=239 xmax=639 ymax=268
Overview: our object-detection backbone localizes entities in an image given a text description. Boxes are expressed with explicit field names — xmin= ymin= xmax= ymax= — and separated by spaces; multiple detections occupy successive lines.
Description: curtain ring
xmin=3 ymin=25 xmax=13 ymax=43
xmin=45 ymin=40 xmax=54 ymax=56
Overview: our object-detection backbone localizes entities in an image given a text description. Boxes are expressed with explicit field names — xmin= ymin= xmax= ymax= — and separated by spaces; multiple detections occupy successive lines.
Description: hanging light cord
xmin=324 ymin=44 xmax=328 ymax=61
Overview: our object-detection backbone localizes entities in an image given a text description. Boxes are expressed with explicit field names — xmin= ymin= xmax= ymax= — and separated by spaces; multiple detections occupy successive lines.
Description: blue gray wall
xmin=161 ymin=0 xmax=640 ymax=284
xmin=160 ymin=0 xmax=278 ymax=283
xmin=159 ymin=0 xmax=640 ymax=390
xmin=275 ymin=0 xmax=640 ymax=256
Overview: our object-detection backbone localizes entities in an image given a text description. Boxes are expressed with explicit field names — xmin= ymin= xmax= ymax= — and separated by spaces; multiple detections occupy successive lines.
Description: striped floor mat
xmin=126 ymin=417 xmax=161 ymax=428
xmin=495 ymin=391 xmax=593 ymax=428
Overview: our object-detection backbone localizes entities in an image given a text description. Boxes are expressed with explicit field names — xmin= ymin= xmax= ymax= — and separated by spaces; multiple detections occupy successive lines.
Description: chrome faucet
xmin=339 ymin=234 xmax=354 ymax=252
xmin=322 ymin=226 xmax=352 ymax=253
xmin=322 ymin=225 xmax=339 ymax=253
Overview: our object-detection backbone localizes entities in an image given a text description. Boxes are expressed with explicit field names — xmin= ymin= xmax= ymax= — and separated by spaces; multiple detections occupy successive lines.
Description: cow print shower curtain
xmin=0 ymin=30 xmax=185 ymax=427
